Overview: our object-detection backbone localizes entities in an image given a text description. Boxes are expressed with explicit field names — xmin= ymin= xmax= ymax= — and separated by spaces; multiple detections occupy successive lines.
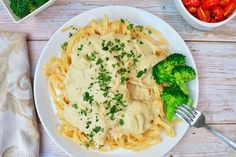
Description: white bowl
xmin=1 ymin=0 xmax=56 ymax=23
xmin=174 ymin=0 xmax=236 ymax=30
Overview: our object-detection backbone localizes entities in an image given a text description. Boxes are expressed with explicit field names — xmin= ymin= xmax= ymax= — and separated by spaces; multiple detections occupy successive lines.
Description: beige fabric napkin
xmin=0 ymin=32 xmax=39 ymax=157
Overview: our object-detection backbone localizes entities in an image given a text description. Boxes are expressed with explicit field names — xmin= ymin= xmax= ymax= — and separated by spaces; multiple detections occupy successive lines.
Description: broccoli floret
xmin=172 ymin=65 xmax=196 ymax=93
xmin=152 ymin=53 xmax=196 ymax=121
xmin=10 ymin=0 xmax=31 ymax=18
xmin=34 ymin=0 xmax=49 ymax=6
xmin=161 ymin=86 xmax=189 ymax=121
xmin=152 ymin=53 xmax=185 ymax=84
xmin=10 ymin=0 xmax=48 ymax=18
xmin=172 ymin=65 xmax=196 ymax=105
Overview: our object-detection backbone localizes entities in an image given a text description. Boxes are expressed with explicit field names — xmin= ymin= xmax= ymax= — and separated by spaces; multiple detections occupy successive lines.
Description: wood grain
xmin=0 ymin=0 xmax=235 ymax=41
xmin=39 ymin=123 xmax=236 ymax=157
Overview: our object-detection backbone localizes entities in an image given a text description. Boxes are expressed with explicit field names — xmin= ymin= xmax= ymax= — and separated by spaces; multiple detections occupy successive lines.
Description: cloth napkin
xmin=0 ymin=32 xmax=39 ymax=157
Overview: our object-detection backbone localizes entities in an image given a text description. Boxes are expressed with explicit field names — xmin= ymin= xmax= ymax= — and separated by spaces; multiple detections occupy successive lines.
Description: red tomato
xmin=210 ymin=18 xmax=218 ymax=22
xmin=212 ymin=6 xmax=224 ymax=20
xmin=197 ymin=6 xmax=211 ymax=22
xmin=202 ymin=0 xmax=220 ymax=9
xmin=187 ymin=6 xmax=198 ymax=14
xmin=219 ymin=0 xmax=231 ymax=7
xmin=223 ymin=0 xmax=236 ymax=17
xmin=182 ymin=0 xmax=201 ymax=7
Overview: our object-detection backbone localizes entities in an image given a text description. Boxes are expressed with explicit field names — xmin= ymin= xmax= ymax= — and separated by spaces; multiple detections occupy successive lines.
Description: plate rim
xmin=34 ymin=5 xmax=199 ymax=157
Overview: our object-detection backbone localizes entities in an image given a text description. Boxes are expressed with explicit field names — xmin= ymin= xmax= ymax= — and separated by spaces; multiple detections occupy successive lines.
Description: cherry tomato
xmin=212 ymin=6 xmax=224 ymax=20
xmin=187 ymin=6 xmax=198 ymax=14
xmin=219 ymin=0 xmax=232 ymax=7
xmin=197 ymin=6 xmax=211 ymax=22
xmin=210 ymin=18 xmax=218 ymax=22
xmin=223 ymin=0 xmax=236 ymax=17
xmin=182 ymin=0 xmax=201 ymax=7
xmin=202 ymin=0 xmax=220 ymax=9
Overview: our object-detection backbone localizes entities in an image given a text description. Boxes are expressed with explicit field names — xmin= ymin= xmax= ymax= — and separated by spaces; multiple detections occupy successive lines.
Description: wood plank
xmin=0 ymin=0 xmax=235 ymax=41
xmin=28 ymin=41 xmax=236 ymax=123
xmin=39 ymin=123 xmax=236 ymax=157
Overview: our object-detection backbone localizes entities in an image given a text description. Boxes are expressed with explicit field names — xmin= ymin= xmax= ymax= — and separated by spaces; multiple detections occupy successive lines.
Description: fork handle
xmin=204 ymin=123 xmax=236 ymax=150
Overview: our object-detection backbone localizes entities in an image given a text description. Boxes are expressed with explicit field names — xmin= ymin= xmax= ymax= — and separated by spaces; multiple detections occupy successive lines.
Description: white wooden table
xmin=1 ymin=0 xmax=236 ymax=156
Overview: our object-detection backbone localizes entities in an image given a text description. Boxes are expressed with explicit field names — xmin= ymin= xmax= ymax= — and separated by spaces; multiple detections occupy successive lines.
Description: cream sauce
xmin=63 ymin=32 xmax=162 ymax=147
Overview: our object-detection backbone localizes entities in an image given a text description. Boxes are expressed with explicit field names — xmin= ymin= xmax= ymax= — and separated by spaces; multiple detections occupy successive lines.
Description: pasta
xmin=43 ymin=16 xmax=175 ymax=152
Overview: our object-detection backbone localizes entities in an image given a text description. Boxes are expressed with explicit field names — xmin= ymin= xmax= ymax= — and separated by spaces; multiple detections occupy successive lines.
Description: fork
xmin=175 ymin=104 xmax=236 ymax=150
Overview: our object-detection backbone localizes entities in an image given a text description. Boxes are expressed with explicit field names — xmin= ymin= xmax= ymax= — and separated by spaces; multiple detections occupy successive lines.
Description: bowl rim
xmin=33 ymin=5 xmax=199 ymax=157
xmin=176 ymin=0 xmax=236 ymax=27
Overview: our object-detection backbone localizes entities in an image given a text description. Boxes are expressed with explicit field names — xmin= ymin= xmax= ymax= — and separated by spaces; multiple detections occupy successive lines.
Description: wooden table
xmin=1 ymin=0 xmax=236 ymax=156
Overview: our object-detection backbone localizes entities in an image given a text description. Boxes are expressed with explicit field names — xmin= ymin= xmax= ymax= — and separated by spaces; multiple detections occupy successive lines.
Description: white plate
xmin=34 ymin=6 xmax=199 ymax=157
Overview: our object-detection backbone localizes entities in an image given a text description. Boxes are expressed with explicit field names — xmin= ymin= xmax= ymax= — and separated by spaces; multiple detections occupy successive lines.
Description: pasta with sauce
xmin=43 ymin=16 xmax=175 ymax=151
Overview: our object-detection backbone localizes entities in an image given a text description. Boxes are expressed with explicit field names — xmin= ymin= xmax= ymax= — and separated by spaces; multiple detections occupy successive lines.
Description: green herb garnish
xmin=93 ymin=126 xmax=102 ymax=133
xmin=72 ymin=103 xmax=78 ymax=109
xmin=86 ymin=121 xmax=92 ymax=129
xmin=96 ymin=58 xmax=103 ymax=65
xmin=137 ymin=68 xmax=147 ymax=78
xmin=61 ymin=42 xmax=68 ymax=50
xmin=120 ymin=18 xmax=125 ymax=23
xmin=119 ymin=119 xmax=124 ymax=126
xmin=86 ymin=52 xmax=96 ymax=61
xmin=78 ymin=44 xmax=83 ymax=51
xmin=83 ymin=92 xmax=94 ymax=104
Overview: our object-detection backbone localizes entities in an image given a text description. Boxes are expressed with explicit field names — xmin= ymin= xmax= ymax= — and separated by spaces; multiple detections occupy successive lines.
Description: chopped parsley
xmin=97 ymin=66 xmax=112 ymax=92
xmin=136 ymin=25 xmax=144 ymax=32
xmin=118 ymin=68 xmax=127 ymax=75
xmin=86 ymin=52 xmax=96 ymax=61
xmin=88 ymin=83 xmax=94 ymax=89
xmin=72 ymin=103 xmax=78 ymax=109
xmin=112 ymin=92 xmax=125 ymax=106
xmin=137 ymin=68 xmax=147 ymax=78
xmin=120 ymin=18 xmax=125 ymax=23
xmin=93 ymin=126 xmax=103 ymax=133
xmin=102 ymin=39 xmax=125 ymax=54
xmin=78 ymin=44 xmax=83 ymax=50
xmin=118 ymin=68 xmax=127 ymax=85
xmin=127 ymin=50 xmax=135 ymax=58
xmin=127 ymin=23 xmax=134 ymax=30
xmin=86 ymin=121 xmax=92 ymax=129
xmin=139 ymin=40 xmax=144 ymax=45
xmin=96 ymin=58 xmax=103 ymax=65
xmin=80 ymin=109 xmax=87 ymax=116
xmin=119 ymin=119 xmax=124 ymax=126
xmin=96 ymin=116 xmax=99 ymax=122
xmin=69 ymin=32 xmax=73 ymax=37
xmin=87 ymin=132 xmax=94 ymax=142
xmin=112 ymin=64 xmax=116 ymax=68
xmin=107 ymin=105 xmax=119 ymax=120
xmin=102 ymin=46 xmax=109 ymax=51
xmin=106 ymin=91 xmax=127 ymax=119
xmin=102 ymin=40 xmax=113 ymax=51
xmin=103 ymin=91 xmax=109 ymax=97
xmin=83 ymin=92 xmax=94 ymax=104
xmin=61 ymin=42 xmax=68 ymax=50
xmin=121 ymin=76 xmax=126 ymax=85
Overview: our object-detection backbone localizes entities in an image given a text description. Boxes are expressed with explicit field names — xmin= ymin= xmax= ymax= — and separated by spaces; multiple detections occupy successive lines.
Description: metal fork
xmin=176 ymin=104 xmax=236 ymax=150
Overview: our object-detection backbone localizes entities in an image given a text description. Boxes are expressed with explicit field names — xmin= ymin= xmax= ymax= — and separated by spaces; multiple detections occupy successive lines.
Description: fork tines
xmin=175 ymin=104 xmax=197 ymax=124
